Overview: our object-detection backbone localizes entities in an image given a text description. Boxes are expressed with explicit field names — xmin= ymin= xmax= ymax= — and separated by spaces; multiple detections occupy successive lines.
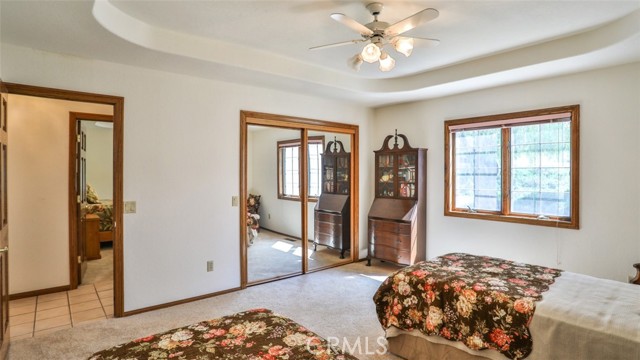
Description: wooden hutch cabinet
xmin=367 ymin=132 xmax=426 ymax=266
xmin=314 ymin=140 xmax=350 ymax=259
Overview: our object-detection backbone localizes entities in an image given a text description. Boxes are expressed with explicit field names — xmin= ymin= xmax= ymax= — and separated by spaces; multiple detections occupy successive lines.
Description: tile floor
xmin=8 ymin=279 xmax=113 ymax=340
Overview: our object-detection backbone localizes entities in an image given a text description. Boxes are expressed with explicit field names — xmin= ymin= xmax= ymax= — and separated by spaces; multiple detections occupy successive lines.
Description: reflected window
xmin=277 ymin=136 xmax=324 ymax=200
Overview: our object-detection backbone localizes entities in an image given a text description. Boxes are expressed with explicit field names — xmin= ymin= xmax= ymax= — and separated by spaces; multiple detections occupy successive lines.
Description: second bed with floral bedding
xmin=89 ymin=308 xmax=359 ymax=360
xmin=373 ymin=253 xmax=562 ymax=360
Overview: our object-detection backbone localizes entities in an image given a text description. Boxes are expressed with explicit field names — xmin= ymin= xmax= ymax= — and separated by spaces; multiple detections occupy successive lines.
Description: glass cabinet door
xmin=322 ymin=156 xmax=335 ymax=193
xmin=377 ymin=154 xmax=395 ymax=197
xmin=335 ymin=155 xmax=349 ymax=194
xmin=397 ymin=153 xmax=417 ymax=198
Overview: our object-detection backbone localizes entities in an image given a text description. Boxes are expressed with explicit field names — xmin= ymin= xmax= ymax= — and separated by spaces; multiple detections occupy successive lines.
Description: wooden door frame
xmin=5 ymin=83 xmax=125 ymax=318
xmin=0 ymin=80 xmax=9 ymax=360
xmin=68 ymin=112 xmax=114 ymax=289
xmin=239 ymin=111 xmax=360 ymax=288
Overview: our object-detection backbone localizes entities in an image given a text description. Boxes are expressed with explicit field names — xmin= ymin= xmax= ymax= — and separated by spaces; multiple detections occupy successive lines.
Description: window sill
xmin=444 ymin=210 xmax=578 ymax=230
xmin=277 ymin=195 xmax=319 ymax=203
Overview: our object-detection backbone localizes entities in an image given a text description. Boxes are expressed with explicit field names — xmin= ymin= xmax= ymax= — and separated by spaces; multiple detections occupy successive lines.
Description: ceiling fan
xmin=310 ymin=2 xmax=440 ymax=72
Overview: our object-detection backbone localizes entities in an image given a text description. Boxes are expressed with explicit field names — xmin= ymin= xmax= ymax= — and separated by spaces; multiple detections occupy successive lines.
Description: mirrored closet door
xmin=246 ymin=125 xmax=302 ymax=283
xmin=307 ymin=130 xmax=352 ymax=272
xmin=241 ymin=111 xmax=359 ymax=287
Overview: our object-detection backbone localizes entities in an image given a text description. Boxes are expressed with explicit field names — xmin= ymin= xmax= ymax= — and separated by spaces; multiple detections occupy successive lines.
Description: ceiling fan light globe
xmin=379 ymin=52 xmax=395 ymax=72
xmin=392 ymin=37 xmax=414 ymax=57
xmin=361 ymin=43 xmax=381 ymax=63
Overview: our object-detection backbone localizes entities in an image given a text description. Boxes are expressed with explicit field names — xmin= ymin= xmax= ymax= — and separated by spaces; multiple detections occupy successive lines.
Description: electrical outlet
xmin=207 ymin=260 xmax=214 ymax=272
xmin=124 ymin=201 xmax=136 ymax=214
xmin=232 ymin=196 xmax=239 ymax=207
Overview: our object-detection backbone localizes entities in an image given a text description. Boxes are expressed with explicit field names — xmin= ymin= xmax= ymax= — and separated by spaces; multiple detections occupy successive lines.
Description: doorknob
xmin=0 ymin=247 xmax=7 ymax=253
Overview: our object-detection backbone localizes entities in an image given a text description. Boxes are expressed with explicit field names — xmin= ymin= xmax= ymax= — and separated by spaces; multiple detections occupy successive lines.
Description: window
xmin=278 ymin=136 xmax=324 ymax=200
xmin=445 ymin=105 xmax=579 ymax=229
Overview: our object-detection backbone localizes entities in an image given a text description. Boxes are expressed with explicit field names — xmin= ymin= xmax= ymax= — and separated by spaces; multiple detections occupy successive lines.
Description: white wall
xmin=7 ymin=95 xmax=112 ymax=294
xmin=373 ymin=62 xmax=640 ymax=282
xmin=1 ymin=44 xmax=373 ymax=311
xmin=83 ymin=122 xmax=113 ymax=200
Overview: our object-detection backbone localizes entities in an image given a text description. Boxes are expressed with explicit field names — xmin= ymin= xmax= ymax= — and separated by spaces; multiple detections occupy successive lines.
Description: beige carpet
xmin=248 ymin=229 xmax=349 ymax=283
xmin=82 ymin=245 xmax=113 ymax=285
xmin=8 ymin=261 xmax=404 ymax=360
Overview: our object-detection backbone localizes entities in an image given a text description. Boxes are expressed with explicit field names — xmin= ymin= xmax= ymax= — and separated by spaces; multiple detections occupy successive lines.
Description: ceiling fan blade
xmin=410 ymin=37 xmax=441 ymax=47
xmin=385 ymin=8 xmax=439 ymax=37
xmin=309 ymin=39 xmax=365 ymax=51
xmin=330 ymin=13 xmax=374 ymax=36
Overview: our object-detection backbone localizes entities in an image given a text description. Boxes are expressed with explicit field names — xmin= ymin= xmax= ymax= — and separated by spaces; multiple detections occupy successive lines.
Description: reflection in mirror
xmin=307 ymin=131 xmax=352 ymax=271
xmin=247 ymin=125 xmax=302 ymax=283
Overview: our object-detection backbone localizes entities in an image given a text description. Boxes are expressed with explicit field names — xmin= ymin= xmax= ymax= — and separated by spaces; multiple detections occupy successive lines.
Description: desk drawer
xmin=316 ymin=212 xmax=342 ymax=225
xmin=369 ymin=244 xmax=410 ymax=265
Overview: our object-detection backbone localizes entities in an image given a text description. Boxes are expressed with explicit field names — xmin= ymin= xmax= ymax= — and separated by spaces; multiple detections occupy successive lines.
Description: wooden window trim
xmin=444 ymin=105 xmax=580 ymax=229
xmin=277 ymin=136 xmax=324 ymax=202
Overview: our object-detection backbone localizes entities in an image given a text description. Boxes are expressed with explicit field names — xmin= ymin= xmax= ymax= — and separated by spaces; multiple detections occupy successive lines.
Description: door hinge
xmin=77 ymin=255 xmax=82 ymax=264
xmin=77 ymin=134 xmax=82 ymax=143
xmin=77 ymin=195 xmax=81 ymax=203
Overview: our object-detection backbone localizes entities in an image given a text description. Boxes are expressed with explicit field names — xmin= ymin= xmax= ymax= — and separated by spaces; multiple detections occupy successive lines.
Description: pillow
xmin=87 ymin=184 xmax=100 ymax=204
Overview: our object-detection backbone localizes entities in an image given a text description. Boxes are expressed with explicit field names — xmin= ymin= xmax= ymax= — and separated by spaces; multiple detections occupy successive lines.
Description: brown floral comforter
xmin=373 ymin=253 xmax=562 ymax=360
xmin=86 ymin=203 xmax=114 ymax=232
xmin=89 ymin=308 xmax=358 ymax=360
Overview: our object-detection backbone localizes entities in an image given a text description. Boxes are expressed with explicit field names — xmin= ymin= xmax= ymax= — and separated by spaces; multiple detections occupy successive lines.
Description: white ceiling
xmin=2 ymin=0 xmax=639 ymax=107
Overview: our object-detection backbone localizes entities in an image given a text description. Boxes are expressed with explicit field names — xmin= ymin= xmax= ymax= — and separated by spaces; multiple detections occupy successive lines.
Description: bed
xmin=86 ymin=201 xmax=114 ymax=243
xmin=85 ymin=184 xmax=114 ymax=243
xmin=373 ymin=253 xmax=640 ymax=360
xmin=88 ymin=308 xmax=358 ymax=360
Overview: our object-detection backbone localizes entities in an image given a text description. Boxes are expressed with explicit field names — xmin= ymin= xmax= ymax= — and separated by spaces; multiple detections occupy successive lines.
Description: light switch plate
xmin=232 ymin=196 xmax=239 ymax=207
xmin=124 ymin=201 xmax=137 ymax=214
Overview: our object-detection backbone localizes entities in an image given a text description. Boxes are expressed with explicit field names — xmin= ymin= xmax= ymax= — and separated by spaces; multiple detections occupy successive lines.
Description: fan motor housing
xmin=366 ymin=2 xmax=384 ymax=16
xmin=366 ymin=21 xmax=390 ymax=33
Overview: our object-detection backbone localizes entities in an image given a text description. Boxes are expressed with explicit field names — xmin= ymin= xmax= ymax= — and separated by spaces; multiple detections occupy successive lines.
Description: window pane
xmin=308 ymin=143 xmax=323 ymax=197
xmin=280 ymin=141 xmax=324 ymax=198
xmin=510 ymin=122 xmax=571 ymax=217
xmin=511 ymin=191 xmax=539 ymax=214
xmin=454 ymin=129 xmax=501 ymax=211
xmin=511 ymin=124 xmax=539 ymax=145
xmin=512 ymin=168 xmax=540 ymax=191
xmin=511 ymin=144 xmax=540 ymax=168
xmin=282 ymin=146 xmax=299 ymax=196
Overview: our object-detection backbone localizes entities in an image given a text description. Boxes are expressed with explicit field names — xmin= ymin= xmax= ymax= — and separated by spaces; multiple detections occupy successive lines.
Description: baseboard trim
xmin=10 ymin=285 xmax=71 ymax=300
xmin=123 ymin=286 xmax=243 ymax=317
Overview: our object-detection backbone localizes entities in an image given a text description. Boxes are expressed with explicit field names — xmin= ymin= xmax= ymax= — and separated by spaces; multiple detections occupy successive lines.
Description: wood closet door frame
xmin=5 ymin=83 xmax=125 ymax=318
xmin=239 ymin=111 xmax=360 ymax=288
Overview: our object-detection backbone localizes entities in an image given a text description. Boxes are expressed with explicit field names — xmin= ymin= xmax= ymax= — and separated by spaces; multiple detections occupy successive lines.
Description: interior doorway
xmin=69 ymin=112 xmax=114 ymax=288
xmin=5 ymin=83 xmax=124 ymax=318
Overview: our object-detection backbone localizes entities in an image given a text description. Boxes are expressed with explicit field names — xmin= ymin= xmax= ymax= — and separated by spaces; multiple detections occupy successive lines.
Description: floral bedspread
xmin=89 ymin=308 xmax=358 ymax=360
xmin=373 ymin=253 xmax=562 ymax=359
xmin=86 ymin=202 xmax=114 ymax=232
